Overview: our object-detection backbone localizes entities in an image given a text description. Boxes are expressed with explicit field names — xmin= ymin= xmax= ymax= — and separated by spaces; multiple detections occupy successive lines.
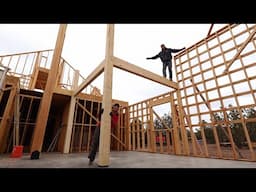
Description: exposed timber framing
xmin=112 ymin=56 xmax=178 ymax=89
xmin=0 ymin=76 xmax=19 ymax=152
xmin=63 ymin=96 xmax=76 ymax=153
xmin=223 ymin=26 xmax=256 ymax=73
xmin=1 ymin=23 xmax=256 ymax=163
xmin=98 ymin=24 xmax=115 ymax=167
xmin=73 ymin=60 xmax=105 ymax=97
xmin=31 ymin=24 xmax=67 ymax=152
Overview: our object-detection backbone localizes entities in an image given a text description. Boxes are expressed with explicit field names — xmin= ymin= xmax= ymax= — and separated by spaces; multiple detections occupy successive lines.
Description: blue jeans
xmin=162 ymin=61 xmax=172 ymax=80
xmin=88 ymin=126 xmax=100 ymax=162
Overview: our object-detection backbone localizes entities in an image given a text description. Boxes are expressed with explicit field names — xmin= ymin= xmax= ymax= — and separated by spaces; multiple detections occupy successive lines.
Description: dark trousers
xmin=162 ymin=61 xmax=172 ymax=80
xmin=88 ymin=126 xmax=100 ymax=162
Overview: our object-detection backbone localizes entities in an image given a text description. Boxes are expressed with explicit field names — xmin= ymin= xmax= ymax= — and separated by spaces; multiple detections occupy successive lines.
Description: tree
xmin=227 ymin=105 xmax=245 ymax=148
xmin=154 ymin=113 xmax=173 ymax=129
xmin=201 ymin=120 xmax=215 ymax=144
xmin=213 ymin=112 xmax=228 ymax=142
xmin=153 ymin=113 xmax=173 ymax=144
xmin=195 ymin=114 xmax=228 ymax=144
xmin=243 ymin=107 xmax=256 ymax=142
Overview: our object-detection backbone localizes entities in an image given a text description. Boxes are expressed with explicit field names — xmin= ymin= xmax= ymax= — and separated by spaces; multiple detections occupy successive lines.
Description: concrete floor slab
xmin=1 ymin=151 xmax=256 ymax=168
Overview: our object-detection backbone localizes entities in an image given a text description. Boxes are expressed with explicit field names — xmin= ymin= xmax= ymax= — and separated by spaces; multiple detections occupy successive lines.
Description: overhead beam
xmin=73 ymin=60 xmax=105 ymax=97
xmin=112 ymin=56 xmax=178 ymax=89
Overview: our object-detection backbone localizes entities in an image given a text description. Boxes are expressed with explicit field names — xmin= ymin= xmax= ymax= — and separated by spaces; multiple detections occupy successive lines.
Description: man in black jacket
xmin=146 ymin=44 xmax=185 ymax=80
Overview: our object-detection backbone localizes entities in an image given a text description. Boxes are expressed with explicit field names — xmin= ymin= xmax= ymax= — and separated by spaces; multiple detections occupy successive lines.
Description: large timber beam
xmin=73 ymin=60 xmax=105 ymax=97
xmin=112 ymin=56 xmax=178 ymax=89
xmin=31 ymin=24 xmax=67 ymax=152
xmin=98 ymin=24 xmax=115 ymax=167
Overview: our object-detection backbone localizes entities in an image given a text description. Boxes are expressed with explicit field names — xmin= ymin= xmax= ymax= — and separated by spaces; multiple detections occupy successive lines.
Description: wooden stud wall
xmin=128 ymin=92 xmax=176 ymax=154
xmin=1 ymin=24 xmax=256 ymax=163
xmin=173 ymin=24 xmax=256 ymax=161
xmin=69 ymin=95 xmax=128 ymax=153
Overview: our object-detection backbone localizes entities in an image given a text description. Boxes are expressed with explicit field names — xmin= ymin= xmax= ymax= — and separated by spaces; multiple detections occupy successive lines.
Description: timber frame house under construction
xmin=1 ymin=24 xmax=256 ymax=166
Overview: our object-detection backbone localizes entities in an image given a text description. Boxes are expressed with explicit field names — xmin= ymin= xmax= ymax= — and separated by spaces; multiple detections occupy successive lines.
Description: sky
xmin=0 ymin=24 xmax=226 ymax=115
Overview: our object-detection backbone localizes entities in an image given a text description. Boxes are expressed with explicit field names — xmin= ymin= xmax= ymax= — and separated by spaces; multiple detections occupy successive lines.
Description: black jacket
xmin=147 ymin=47 xmax=185 ymax=62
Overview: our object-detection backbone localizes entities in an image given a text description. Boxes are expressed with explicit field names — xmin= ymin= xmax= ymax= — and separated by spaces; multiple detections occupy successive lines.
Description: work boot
xmin=88 ymin=160 xmax=93 ymax=165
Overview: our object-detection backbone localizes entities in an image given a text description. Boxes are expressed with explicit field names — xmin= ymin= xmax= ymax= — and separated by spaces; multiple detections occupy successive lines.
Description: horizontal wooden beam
xmin=148 ymin=95 xmax=171 ymax=107
xmin=112 ymin=56 xmax=178 ymax=89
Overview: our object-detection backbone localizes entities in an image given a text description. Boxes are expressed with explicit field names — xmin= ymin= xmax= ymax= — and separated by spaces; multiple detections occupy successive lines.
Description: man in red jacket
xmin=88 ymin=103 xmax=120 ymax=165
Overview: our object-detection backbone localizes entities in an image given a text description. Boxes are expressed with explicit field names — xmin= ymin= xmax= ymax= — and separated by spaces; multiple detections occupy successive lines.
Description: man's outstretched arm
xmin=169 ymin=47 xmax=186 ymax=53
xmin=146 ymin=54 xmax=159 ymax=60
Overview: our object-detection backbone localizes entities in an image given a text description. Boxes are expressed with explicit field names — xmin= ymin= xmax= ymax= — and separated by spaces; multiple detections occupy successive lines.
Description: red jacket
xmin=111 ymin=113 xmax=119 ymax=129
xmin=97 ymin=112 xmax=119 ymax=129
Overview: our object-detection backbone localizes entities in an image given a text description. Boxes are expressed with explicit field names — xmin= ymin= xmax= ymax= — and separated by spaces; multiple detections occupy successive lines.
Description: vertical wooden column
xmin=0 ymin=66 xmax=9 ymax=91
xmin=63 ymin=70 xmax=79 ymax=153
xmin=176 ymin=90 xmax=190 ymax=155
xmin=14 ymin=81 xmax=20 ymax=146
xmin=63 ymin=96 xmax=76 ymax=153
xmin=31 ymin=24 xmax=67 ymax=152
xmin=57 ymin=101 xmax=70 ymax=152
xmin=29 ymin=51 xmax=41 ymax=89
xmin=72 ymin=70 xmax=80 ymax=90
xmin=0 ymin=82 xmax=18 ymax=152
xmin=170 ymin=93 xmax=181 ymax=155
xmin=124 ymin=107 xmax=129 ymax=150
xmin=98 ymin=24 xmax=115 ymax=166
xmin=149 ymin=106 xmax=156 ymax=152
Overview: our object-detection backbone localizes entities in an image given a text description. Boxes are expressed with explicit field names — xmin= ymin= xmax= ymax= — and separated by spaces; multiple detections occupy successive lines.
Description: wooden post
xmin=14 ymin=81 xmax=20 ymax=146
xmin=98 ymin=24 xmax=115 ymax=167
xmin=31 ymin=24 xmax=67 ymax=152
xmin=72 ymin=69 xmax=79 ymax=90
xmin=0 ymin=82 xmax=17 ymax=152
xmin=170 ymin=93 xmax=181 ymax=155
xmin=57 ymin=101 xmax=70 ymax=152
xmin=60 ymin=73 xmax=80 ymax=151
xmin=0 ymin=66 xmax=9 ymax=91
xmin=125 ymin=107 xmax=130 ymax=151
xmin=176 ymin=90 xmax=190 ymax=155
xmin=63 ymin=96 xmax=76 ymax=153
xmin=149 ymin=106 xmax=156 ymax=152
xmin=29 ymin=51 xmax=41 ymax=89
